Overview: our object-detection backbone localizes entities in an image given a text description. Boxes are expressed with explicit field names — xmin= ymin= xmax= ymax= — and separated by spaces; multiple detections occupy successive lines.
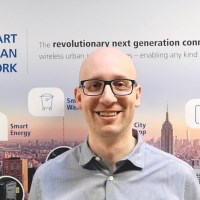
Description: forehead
xmin=80 ymin=49 xmax=136 ymax=80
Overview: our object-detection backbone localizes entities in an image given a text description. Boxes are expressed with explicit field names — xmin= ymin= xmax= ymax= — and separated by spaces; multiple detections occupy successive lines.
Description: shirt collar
xmin=79 ymin=131 xmax=145 ymax=169
xmin=124 ymin=134 xmax=145 ymax=169
xmin=79 ymin=139 xmax=95 ymax=166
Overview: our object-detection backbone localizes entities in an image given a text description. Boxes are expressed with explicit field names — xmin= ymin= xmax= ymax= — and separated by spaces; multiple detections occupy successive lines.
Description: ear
xmin=74 ymin=87 xmax=82 ymax=110
xmin=134 ymin=86 xmax=141 ymax=107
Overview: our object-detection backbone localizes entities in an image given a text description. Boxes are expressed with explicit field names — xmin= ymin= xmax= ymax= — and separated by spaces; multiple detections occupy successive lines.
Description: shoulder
xmin=29 ymin=144 xmax=84 ymax=199
xmin=141 ymin=142 xmax=200 ymax=198
xmin=142 ymin=142 xmax=199 ymax=189
xmin=35 ymin=144 xmax=82 ymax=177
xmin=142 ymin=142 xmax=194 ymax=174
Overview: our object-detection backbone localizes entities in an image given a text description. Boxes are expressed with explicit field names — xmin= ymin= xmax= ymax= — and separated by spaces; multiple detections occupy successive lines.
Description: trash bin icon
xmin=40 ymin=93 xmax=54 ymax=111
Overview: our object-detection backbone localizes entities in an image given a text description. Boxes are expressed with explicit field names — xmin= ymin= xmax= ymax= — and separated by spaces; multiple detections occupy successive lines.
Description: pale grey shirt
xmin=29 ymin=135 xmax=200 ymax=200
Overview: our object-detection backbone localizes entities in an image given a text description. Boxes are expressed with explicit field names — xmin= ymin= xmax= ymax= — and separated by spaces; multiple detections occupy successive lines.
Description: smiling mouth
xmin=95 ymin=111 xmax=121 ymax=117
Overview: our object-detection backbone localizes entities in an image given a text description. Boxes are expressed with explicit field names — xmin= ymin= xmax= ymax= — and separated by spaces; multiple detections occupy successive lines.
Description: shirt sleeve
xmin=184 ymin=169 xmax=200 ymax=200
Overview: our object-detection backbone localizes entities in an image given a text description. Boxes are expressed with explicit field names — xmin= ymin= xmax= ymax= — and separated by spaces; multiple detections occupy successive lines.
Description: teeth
xmin=99 ymin=112 xmax=118 ymax=117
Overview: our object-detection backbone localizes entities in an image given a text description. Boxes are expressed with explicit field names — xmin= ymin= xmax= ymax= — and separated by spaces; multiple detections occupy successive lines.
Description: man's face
xmin=75 ymin=49 xmax=141 ymax=138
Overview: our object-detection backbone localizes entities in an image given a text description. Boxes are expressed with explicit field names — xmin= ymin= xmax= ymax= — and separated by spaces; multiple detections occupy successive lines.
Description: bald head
xmin=79 ymin=48 xmax=137 ymax=81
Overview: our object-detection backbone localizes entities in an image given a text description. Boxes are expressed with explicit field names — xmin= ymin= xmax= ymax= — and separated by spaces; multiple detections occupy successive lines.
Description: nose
xmin=99 ymin=85 xmax=117 ymax=105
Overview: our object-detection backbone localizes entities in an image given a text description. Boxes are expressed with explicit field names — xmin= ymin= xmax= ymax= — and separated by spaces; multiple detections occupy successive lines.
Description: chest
xmin=42 ymin=170 xmax=184 ymax=200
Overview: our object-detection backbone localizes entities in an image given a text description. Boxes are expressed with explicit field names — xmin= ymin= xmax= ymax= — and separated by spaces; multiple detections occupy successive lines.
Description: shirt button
xmin=108 ymin=176 xmax=114 ymax=181
xmin=95 ymin=156 xmax=101 ymax=161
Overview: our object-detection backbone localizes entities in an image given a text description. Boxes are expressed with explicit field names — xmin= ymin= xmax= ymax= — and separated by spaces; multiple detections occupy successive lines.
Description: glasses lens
xmin=112 ymin=79 xmax=133 ymax=95
xmin=83 ymin=80 xmax=104 ymax=95
xmin=81 ymin=79 xmax=135 ymax=96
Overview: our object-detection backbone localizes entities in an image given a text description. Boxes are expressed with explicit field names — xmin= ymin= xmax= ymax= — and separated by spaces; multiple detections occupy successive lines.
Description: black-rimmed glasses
xmin=79 ymin=79 xmax=137 ymax=96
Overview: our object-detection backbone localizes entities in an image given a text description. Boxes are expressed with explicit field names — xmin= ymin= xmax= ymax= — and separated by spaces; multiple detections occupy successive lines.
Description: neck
xmin=88 ymin=130 xmax=136 ymax=172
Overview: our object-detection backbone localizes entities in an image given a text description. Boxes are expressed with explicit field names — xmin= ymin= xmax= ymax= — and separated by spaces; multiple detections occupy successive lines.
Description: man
xmin=29 ymin=48 xmax=200 ymax=200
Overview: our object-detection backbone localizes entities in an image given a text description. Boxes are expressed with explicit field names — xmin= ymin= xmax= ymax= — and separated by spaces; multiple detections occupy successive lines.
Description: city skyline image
xmin=1 ymin=104 xmax=200 ymax=200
